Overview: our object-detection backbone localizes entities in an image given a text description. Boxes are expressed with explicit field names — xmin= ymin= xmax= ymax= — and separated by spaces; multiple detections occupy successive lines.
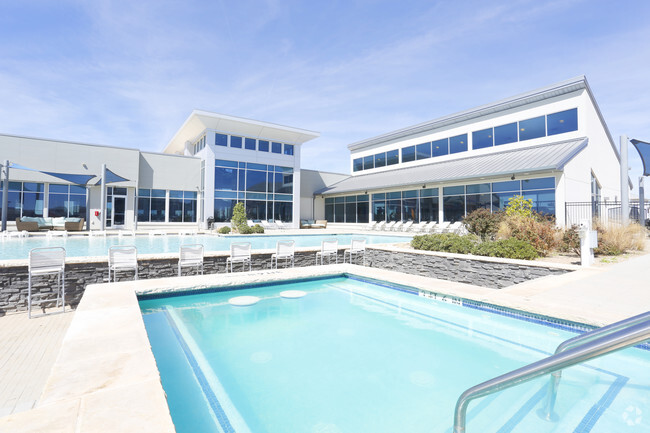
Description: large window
xmin=324 ymin=195 xmax=369 ymax=223
xmin=519 ymin=116 xmax=546 ymax=141
xmin=431 ymin=138 xmax=448 ymax=157
xmin=2 ymin=182 xmax=44 ymax=220
xmin=449 ymin=134 xmax=467 ymax=155
xmin=214 ymin=160 xmax=294 ymax=222
xmin=137 ymin=189 xmax=166 ymax=222
xmin=443 ymin=186 xmax=465 ymax=223
xmin=547 ymin=108 xmax=578 ymax=136
xmin=401 ymin=146 xmax=416 ymax=163
xmin=494 ymin=123 xmax=518 ymax=146
xmin=48 ymin=184 xmax=86 ymax=218
xmin=472 ymin=129 xmax=493 ymax=150
xmin=419 ymin=188 xmax=439 ymax=223
xmin=416 ymin=142 xmax=431 ymax=160
xmin=169 ymin=190 xmax=197 ymax=222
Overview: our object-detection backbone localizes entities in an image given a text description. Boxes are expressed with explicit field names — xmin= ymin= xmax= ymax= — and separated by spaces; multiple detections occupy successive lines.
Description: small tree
xmin=463 ymin=208 xmax=502 ymax=241
xmin=231 ymin=202 xmax=248 ymax=233
xmin=505 ymin=195 xmax=533 ymax=218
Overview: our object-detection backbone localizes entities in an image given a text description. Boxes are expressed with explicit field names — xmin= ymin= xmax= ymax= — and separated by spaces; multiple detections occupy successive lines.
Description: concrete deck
xmin=0 ymin=250 xmax=648 ymax=432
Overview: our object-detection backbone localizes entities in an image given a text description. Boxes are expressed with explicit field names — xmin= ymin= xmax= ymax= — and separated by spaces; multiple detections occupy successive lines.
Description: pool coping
xmin=0 ymin=264 xmax=627 ymax=432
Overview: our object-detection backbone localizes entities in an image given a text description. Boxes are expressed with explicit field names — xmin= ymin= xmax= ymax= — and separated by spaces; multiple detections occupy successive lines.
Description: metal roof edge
xmin=347 ymin=76 xmax=587 ymax=151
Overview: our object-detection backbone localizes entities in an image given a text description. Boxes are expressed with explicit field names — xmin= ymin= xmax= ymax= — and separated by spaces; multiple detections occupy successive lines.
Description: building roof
xmin=317 ymin=137 xmax=588 ymax=195
xmin=163 ymin=110 xmax=320 ymax=154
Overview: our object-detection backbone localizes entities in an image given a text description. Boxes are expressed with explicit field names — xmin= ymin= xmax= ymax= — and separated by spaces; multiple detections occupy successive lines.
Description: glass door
xmin=113 ymin=196 xmax=126 ymax=227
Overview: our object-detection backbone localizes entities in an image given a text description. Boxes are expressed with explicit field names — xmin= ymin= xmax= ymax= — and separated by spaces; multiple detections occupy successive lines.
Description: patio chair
xmin=401 ymin=221 xmax=414 ymax=231
xmin=271 ymin=240 xmax=295 ymax=269
xmin=275 ymin=220 xmax=288 ymax=230
xmin=384 ymin=221 xmax=396 ymax=231
xmin=315 ymin=238 xmax=338 ymax=265
xmin=444 ymin=221 xmax=463 ymax=233
xmin=434 ymin=221 xmax=451 ymax=233
xmin=28 ymin=247 xmax=66 ymax=319
xmin=227 ymin=242 xmax=252 ymax=272
xmin=344 ymin=238 xmax=366 ymax=265
xmin=391 ymin=221 xmax=404 ymax=231
xmin=374 ymin=221 xmax=386 ymax=231
xmin=108 ymin=246 xmax=138 ymax=282
xmin=422 ymin=221 xmax=437 ymax=233
xmin=178 ymin=244 xmax=204 ymax=276
xmin=411 ymin=221 xmax=427 ymax=232
xmin=262 ymin=220 xmax=278 ymax=230
xmin=365 ymin=221 xmax=377 ymax=230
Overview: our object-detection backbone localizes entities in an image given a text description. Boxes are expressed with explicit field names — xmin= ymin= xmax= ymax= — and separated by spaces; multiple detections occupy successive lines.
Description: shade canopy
xmin=631 ymin=139 xmax=650 ymax=176
xmin=9 ymin=163 xmax=96 ymax=185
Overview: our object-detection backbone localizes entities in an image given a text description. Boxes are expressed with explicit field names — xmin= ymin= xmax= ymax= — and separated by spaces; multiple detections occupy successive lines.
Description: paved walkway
xmin=0 ymin=310 xmax=74 ymax=417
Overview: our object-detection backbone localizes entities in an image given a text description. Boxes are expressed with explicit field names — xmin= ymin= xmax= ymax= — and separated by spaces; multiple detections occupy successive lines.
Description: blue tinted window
xmin=284 ymin=144 xmax=294 ymax=155
xmin=49 ymin=184 xmax=68 ymax=193
xmin=420 ymin=188 xmax=438 ymax=197
xmin=374 ymin=152 xmax=386 ymax=167
xmin=258 ymin=140 xmax=269 ymax=152
xmin=494 ymin=123 xmax=518 ymax=146
xmin=70 ymin=185 xmax=86 ymax=194
xmin=325 ymin=198 xmax=334 ymax=204
xmin=522 ymin=177 xmax=555 ymax=190
xmin=245 ymin=138 xmax=256 ymax=150
xmin=386 ymin=149 xmax=399 ymax=165
xmin=431 ymin=138 xmax=448 ymax=157
xmin=353 ymin=158 xmax=363 ymax=172
xmin=416 ymin=142 xmax=431 ymax=160
xmin=345 ymin=195 xmax=356 ymax=203
xmin=230 ymin=136 xmax=242 ymax=148
xmin=357 ymin=194 xmax=369 ymax=201
xmin=443 ymin=185 xmax=465 ymax=196
xmin=387 ymin=192 xmax=401 ymax=199
xmin=402 ymin=145 xmax=416 ymax=163
xmin=523 ymin=190 xmax=555 ymax=215
xmin=138 ymin=188 xmax=151 ymax=197
xmin=215 ymin=167 xmax=238 ymax=190
xmin=246 ymin=170 xmax=267 ymax=192
xmin=449 ymin=134 xmax=467 ymax=154
xmin=275 ymin=165 xmax=292 ymax=173
xmin=466 ymin=183 xmax=490 ymax=194
xmin=215 ymin=133 xmax=228 ymax=146
xmin=547 ymin=108 xmax=577 ymax=136
xmin=363 ymin=155 xmax=374 ymax=170
xmin=402 ymin=190 xmax=417 ymax=198
xmin=335 ymin=197 xmax=345 ymax=203
xmin=169 ymin=190 xmax=183 ymax=198
xmin=248 ymin=163 xmax=267 ymax=171
xmin=372 ymin=193 xmax=385 ymax=200
xmin=519 ymin=116 xmax=546 ymax=141
xmin=272 ymin=142 xmax=282 ymax=154
xmin=472 ymin=128 xmax=493 ymax=150
xmin=215 ymin=159 xmax=238 ymax=168
xmin=492 ymin=180 xmax=520 ymax=192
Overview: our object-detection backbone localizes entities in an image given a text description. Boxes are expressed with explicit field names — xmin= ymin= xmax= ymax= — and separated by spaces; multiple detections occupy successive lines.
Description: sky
xmin=1 ymin=0 xmax=649 ymax=193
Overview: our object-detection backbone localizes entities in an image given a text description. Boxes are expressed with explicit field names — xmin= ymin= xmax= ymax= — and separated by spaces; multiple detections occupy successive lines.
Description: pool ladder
xmin=453 ymin=311 xmax=650 ymax=433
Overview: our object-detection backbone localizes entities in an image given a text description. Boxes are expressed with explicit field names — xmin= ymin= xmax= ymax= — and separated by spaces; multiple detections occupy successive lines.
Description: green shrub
xmin=252 ymin=224 xmax=265 ymax=234
xmin=505 ymin=195 xmax=533 ymax=218
xmin=558 ymin=225 xmax=580 ymax=255
xmin=239 ymin=225 xmax=253 ymax=235
xmin=473 ymin=238 xmax=538 ymax=260
xmin=463 ymin=208 xmax=502 ymax=241
xmin=217 ymin=226 xmax=231 ymax=234
xmin=231 ymin=202 xmax=248 ymax=233
xmin=498 ymin=214 xmax=557 ymax=256
xmin=411 ymin=233 xmax=476 ymax=254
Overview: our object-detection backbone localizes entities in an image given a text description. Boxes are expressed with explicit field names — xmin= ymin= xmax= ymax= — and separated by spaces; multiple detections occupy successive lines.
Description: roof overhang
xmin=163 ymin=110 xmax=320 ymax=154
xmin=318 ymin=137 xmax=588 ymax=195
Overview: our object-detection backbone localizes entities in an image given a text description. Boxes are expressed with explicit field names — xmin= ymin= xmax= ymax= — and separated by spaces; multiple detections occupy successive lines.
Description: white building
xmin=315 ymin=76 xmax=625 ymax=227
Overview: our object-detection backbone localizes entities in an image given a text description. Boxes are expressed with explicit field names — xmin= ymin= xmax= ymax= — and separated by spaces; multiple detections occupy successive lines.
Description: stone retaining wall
xmin=0 ymin=247 xmax=571 ymax=314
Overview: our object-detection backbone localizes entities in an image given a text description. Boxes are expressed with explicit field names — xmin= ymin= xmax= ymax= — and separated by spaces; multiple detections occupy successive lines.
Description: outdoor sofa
xmin=15 ymin=217 xmax=85 ymax=232
xmin=300 ymin=219 xmax=327 ymax=229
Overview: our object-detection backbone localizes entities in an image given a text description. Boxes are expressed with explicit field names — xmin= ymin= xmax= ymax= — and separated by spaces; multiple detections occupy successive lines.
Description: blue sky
xmin=1 ymin=0 xmax=649 ymax=192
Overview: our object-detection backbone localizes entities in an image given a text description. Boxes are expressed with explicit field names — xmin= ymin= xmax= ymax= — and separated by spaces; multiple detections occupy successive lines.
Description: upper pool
xmin=0 ymin=233 xmax=411 ymax=260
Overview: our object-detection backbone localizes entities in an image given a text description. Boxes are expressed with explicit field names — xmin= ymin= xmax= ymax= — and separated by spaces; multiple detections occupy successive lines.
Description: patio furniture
xmin=108 ymin=246 xmax=138 ymax=282
xmin=64 ymin=218 xmax=85 ymax=231
xmin=401 ymin=221 xmax=414 ymax=231
xmin=227 ymin=242 xmax=252 ymax=272
xmin=28 ymin=247 xmax=66 ymax=319
xmin=391 ymin=221 xmax=403 ymax=231
xmin=424 ymin=221 xmax=438 ymax=233
xmin=365 ymin=221 xmax=377 ymax=230
xmin=315 ymin=238 xmax=338 ymax=265
xmin=311 ymin=220 xmax=327 ymax=229
xmin=445 ymin=221 xmax=465 ymax=234
xmin=178 ymin=244 xmax=204 ymax=276
xmin=275 ymin=220 xmax=289 ymax=230
xmin=411 ymin=221 xmax=427 ymax=232
xmin=15 ymin=217 xmax=85 ymax=231
xmin=15 ymin=218 xmax=39 ymax=232
xmin=262 ymin=220 xmax=278 ymax=230
xmin=344 ymin=238 xmax=366 ymax=265
xmin=46 ymin=230 xmax=68 ymax=238
xmin=383 ymin=221 xmax=396 ymax=231
xmin=271 ymin=240 xmax=295 ymax=269
xmin=434 ymin=221 xmax=451 ymax=233
xmin=374 ymin=221 xmax=386 ymax=231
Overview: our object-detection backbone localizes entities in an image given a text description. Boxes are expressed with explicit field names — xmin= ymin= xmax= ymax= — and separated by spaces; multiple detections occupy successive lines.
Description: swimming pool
xmin=0 ymin=233 xmax=410 ymax=260
xmin=139 ymin=276 xmax=650 ymax=433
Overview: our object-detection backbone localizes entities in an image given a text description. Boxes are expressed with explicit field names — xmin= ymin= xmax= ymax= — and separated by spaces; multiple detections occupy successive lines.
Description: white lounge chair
xmin=445 ymin=221 xmax=464 ymax=234
xmin=178 ymin=244 xmax=204 ymax=276
xmin=391 ymin=221 xmax=404 ymax=231
xmin=424 ymin=222 xmax=438 ymax=233
xmin=261 ymin=220 xmax=278 ymax=230
xmin=411 ymin=221 xmax=427 ymax=232
xmin=401 ymin=221 xmax=414 ymax=231
xmin=365 ymin=221 xmax=377 ymax=230
xmin=315 ymin=238 xmax=338 ymax=265
xmin=384 ymin=221 xmax=396 ymax=231
xmin=344 ymin=238 xmax=366 ymax=265
xmin=275 ymin=220 xmax=288 ymax=230
xmin=271 ymin=240 xmax=295 ymax=269
xmin=374 ymin=221 xmax=386 ymax=231
xmin=227 ymin=242 xmax=251 ymax=272
xmin=28 ymin=247 xmax=66 ymax=319
xmin=434 ymin=221 xmax=451 ymax=233
xmin=108 ymin=246 xmax=138 ymax=282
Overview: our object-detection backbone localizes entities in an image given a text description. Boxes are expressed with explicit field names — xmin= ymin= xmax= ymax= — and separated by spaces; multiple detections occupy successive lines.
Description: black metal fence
xmin=565 ymin=200 xmax=650 ymax=227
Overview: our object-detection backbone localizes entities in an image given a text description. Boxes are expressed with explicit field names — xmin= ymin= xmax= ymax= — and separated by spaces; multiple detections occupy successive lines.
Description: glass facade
xmin=193 ymin=132 xmax=296 ymax=156
xmin=324 ymin=195 xmax=369 ymax=224
xmin=1 ymin=182 xmax=44 ymax=220
xmin=137 ymin=189 xmax=166 ymax=222
xmin=214 ymin=159 xmax=293 ymax=222
xmin=169 ymin=190 xmax=197 ymax=222
xmin=48 ymin=184 xmax=87 ymax=218
xmin=137 ymin=189 xmax=197 ymax=222
xmin=351 ymin=108 xmax=578 ymax=172
xmin=369 ymin=189 xmax=438 ymax=223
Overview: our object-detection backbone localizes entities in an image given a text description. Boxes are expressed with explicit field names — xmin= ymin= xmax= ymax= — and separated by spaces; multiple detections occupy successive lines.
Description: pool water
xmin=0 ymin=233 xmax=410 ymax=260
xmin=139 ymin=277 xmax=650 ymax=433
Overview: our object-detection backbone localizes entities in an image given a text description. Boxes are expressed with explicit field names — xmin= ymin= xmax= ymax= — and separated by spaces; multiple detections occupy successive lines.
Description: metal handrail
xmin=453 ymin=319 xmax=650 ymax=433
xmin=540 ymin=311 xmax=650 ymax=420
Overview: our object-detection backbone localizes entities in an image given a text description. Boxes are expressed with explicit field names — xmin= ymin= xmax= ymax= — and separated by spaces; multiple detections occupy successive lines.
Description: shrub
xmin=252 ymin=224 xmax=265 ymax=234
xmin=463 ymin=208 xmax=503 ymax=241
xmin=473 ymin=238 xmax=538 ymax=260
xmin=497 ymin=214 xmax=557 ymax=256
xmin=231 ymin=202 xmax=248 ymax=233
xmin=593 ymin=220 xmax=646 ymax=255
xmin=239 ymin=225 xmax=253 ymax=235
xmin=505 ymin=195 xmax=533 ymax=218
xmin=217 ymin=226 xmax=231 ymax=234
xmin=411 ymin=233 xmax=476 ymax=254
xmin=558 ymin=225 xmax=580 ymax=255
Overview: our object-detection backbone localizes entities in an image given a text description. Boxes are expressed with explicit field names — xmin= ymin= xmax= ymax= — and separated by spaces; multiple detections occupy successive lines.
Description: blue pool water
xmin=139 ymin=277 xmax=650 ymax=433
xmin=0 ymin=233 xmax=410 ymax=260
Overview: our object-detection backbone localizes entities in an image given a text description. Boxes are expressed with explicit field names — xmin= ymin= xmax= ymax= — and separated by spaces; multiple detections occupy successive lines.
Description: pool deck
xmin=1 ymin=249 xmax=649 ymax=432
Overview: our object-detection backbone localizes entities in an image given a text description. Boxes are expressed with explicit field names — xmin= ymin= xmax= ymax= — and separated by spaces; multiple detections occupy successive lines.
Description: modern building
xmin=315 ymin=76 xmax=625 ymax=227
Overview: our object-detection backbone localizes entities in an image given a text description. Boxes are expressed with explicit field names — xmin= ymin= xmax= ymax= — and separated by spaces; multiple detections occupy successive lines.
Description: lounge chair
xmin=384 ymin=221 xmax=396 ymax=231
xmin=315 ymin=238 xmax=338 ymax=265
xmin=434 ymin=221 xmax=451 ymax=233
xmin=411 ymin=221 xmax=427 ymax=232
xmin=178 ymin=244 xmax=204 ymax=276
xmin=108 ymin=246 xmax=138 ymax=282
xmin=271 ymin=240 xmax=295 ymax=269
xmin=261 ymin=220 xmax=276 ymax=230
xmin=28 ymin=247 xmax=66 ymax=319
xmin=344 ymin=238 xmax=366 ymax=265
xmin=275 ymin=220 xmax=288 ymax=230
xmin=227 ymin=242 xmax=252 ymax=272
xmin=365 ymin=221 xmax=377 ymax=230
xmin=391 ymin=221 xmax=403 ymax=231
xmin=401 ymin=221 xmax=414 ymax=231
xmin=374 ymin=221 xmax=386 ymax=231
xmin=445 ymin=221 xmax=465 ymax=234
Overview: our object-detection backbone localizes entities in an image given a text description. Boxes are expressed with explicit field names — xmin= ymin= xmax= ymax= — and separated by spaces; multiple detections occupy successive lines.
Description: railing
xmin=453 ymin=313 xmax=650 ymax=433
xmin=565 ymin=200 xmax=650 ymax=227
